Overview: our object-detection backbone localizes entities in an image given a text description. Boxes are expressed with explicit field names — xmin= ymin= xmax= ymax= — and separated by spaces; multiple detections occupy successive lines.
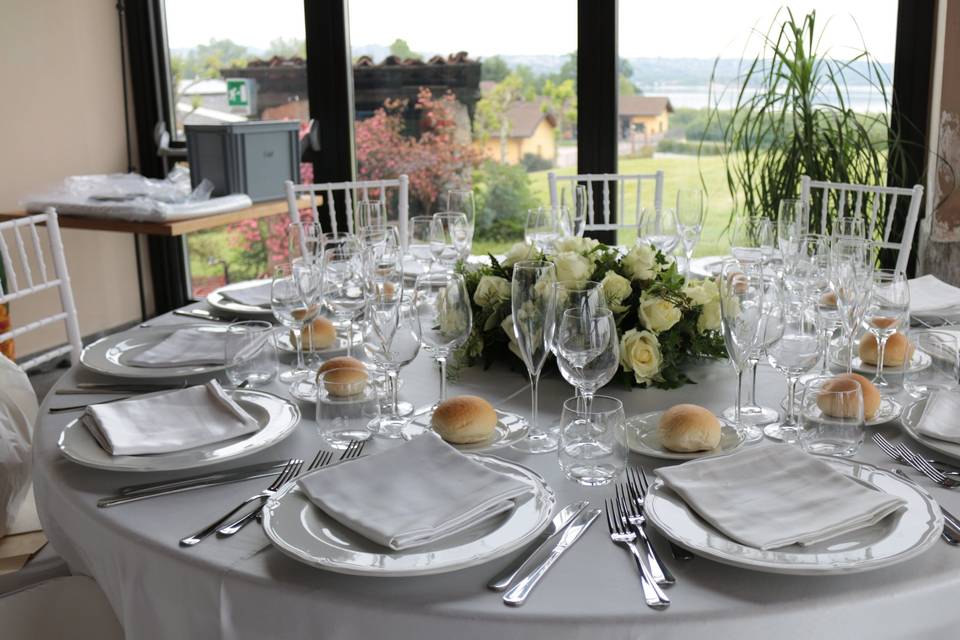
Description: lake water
xmin=639 ymin=83 xmax=890 ymax=113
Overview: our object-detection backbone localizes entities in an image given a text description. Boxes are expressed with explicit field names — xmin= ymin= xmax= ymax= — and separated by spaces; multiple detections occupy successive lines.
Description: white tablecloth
xmin=32 ymin=305 xmax=960 ymax=639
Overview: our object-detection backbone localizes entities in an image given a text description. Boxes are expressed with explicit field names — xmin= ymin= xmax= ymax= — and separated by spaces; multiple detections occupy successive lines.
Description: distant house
xmin=618 ymin=96 xmax=673 ymax=142
xmin=479 ymin=101 xmax=557 ymax=165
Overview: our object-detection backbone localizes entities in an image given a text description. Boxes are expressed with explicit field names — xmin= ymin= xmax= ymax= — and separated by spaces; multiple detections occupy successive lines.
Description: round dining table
xmin=32 ymin=304 xmax=959 ymax=639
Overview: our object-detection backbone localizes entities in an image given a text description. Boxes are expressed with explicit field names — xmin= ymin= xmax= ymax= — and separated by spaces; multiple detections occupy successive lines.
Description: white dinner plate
xmin=779 ymin=395 xmax=902 ymax=427
xmin=57 ymin=388 xmax=300 ymax=472
xmin=400 ymin=411 xmax=529 ymax=453
xmin=900 ymin=396 xmax=960 ymax=463
xmin=80 ymin=324 xmax=227 ymax=379
xmin=626 ymin=410 xmax=745 ymax=460
xmin=207 ymin=280 xmax=274 ymax=317
xmin=832 ymin=347 xmax=932 ymax=375
xmin=645 ymin=457 xmax=942 ymax=575
xmin=263 ymin=454 xmax=555 ymax=576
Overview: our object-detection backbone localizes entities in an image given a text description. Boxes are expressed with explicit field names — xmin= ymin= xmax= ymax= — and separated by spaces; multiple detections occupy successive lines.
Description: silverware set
xmin=180 ymin=440 xmax=366 ymax=546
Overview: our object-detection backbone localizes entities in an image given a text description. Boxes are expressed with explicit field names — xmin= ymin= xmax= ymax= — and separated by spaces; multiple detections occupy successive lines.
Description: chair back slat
xmin=28 ymin=222 xmax=49 ymax=283
xmin=12 ymin=226 xmax=34 ymax=289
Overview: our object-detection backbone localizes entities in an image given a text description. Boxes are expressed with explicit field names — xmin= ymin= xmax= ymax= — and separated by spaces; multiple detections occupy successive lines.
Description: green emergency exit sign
xmin=226 ymin=78 xmax=256 ymax=114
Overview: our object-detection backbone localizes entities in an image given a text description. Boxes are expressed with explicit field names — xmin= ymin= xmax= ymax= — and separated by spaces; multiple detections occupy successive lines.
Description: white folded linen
xmin=297 ymin=435 xmax=532 ymax=550
xmin=909 ymin=275 xmax=960 ymax=315
xmin=219 ymin=281 xmax=272 ymax=308
xmin=655 ymin=444 xmax=906 ymax=550
xmin=916 ymin=391 xmax=960 ymax=444
xmin=126 ymin=328 xmax=226 ymax=368
xmin=81 ymin=380 xmax=258 ymax=456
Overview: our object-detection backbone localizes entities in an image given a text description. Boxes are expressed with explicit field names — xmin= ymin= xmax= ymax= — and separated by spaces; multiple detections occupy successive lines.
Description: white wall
xmin=0 ymin=0 xmax=144 ymax=357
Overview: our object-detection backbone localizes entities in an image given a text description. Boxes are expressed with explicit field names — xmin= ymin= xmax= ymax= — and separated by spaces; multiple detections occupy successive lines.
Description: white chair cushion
xmin=0 ymin=576 xmax=122 ymax=639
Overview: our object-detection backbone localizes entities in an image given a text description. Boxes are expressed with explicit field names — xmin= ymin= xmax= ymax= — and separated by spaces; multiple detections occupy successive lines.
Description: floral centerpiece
xmin=455 ymin=237 xmax=727 ymax=389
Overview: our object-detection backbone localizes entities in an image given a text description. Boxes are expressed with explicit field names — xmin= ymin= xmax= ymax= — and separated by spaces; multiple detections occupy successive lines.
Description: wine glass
xmin=320 ymin=230 xmax=358 ymax=254
xmin=764 ymin=289 xmax=821 ymax=443
xmin=757 ymin=218 xmax=775 ymax=264
xmin=287 ymin=221 xmax=323 ymax=265
xmin=560 ymin=185 xmax=588 ymax=237
xmin=830 ymin=238 xmax=875 ymax=372
xmin=358 ymin=225 xmax=400 ymax=252
xmin=430 ymin=212 xmax=470 ymax=270
xmin=512 ymin=260 xmax=558 ymax=454
xmin=362 ymin=294 xmax=421 ymax=438
xmin=639 ymin=207 xmax=679 ymax=253
xmin=408 ymin=215 xmax=436 ymax=274
xmin=321 ymin=242 xmax=366 ymax=357
xmin=862 ymin=269 xmax=910 ymax=391
xmin=719 ymin=259 xmax=766 ymax=437
xmin=778 ymin=198 xmax=807 ymax=254
xmin=833 ymin=215 xmax=866 ymax=239
xmin=676 ymin=189 xmax=705 ymax=277
xmin=356 ymin=200 xmax=385 ymax=232
xmin=525 ymin=207 xmax=562 ymax=253
xmin=445 ymin=189 xmax=476 ymax=254
xmin=412 ymin=273 xmax=472 ymax=408
xmin=729 ymin=216 xmax=764 ymax=264
xmin=556 ymin=307 xmax=618 ymax=411
xmin=271 ymin=262 xmax=321 ymax=383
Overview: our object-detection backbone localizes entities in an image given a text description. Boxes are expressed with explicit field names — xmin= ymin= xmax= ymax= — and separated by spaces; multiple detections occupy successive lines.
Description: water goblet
xmin=430 ymin=212 xmax=470 ymax=270
xmin=356 ymin=200 xmax=385 ymax=232
xmin=729 ymin=216 xmax=764 ymax=264
xmin=676 ymin=189 xmax=705 ymax=277
xmin=556 ymin=308 xmax=619 ymax=409
xmin=525 ymin=207 xmax=562 ymax=253
xmin=287 ymin=221 xmax=323 ymax=265
xmin=412 ymin=272 xmax=472 ymax=408
xmin=558 ymin=395 xmax=627 ymax=486
xmin=408 ymin=215 xmax=436 ymax=274
xmin=271 ymin=262 xmax=321 ymax=383
xmin=862 ymin=269 xmax=910 ymax=391
xmin=321 ymin=243 xmax=366 ymax=357
xmin=560 ymin=185 xmax=588 ymax=237
xmin=639 ymin=207 xmax=679 ymax=254
xmin=798 ymin=375 xmax=864 ymax=457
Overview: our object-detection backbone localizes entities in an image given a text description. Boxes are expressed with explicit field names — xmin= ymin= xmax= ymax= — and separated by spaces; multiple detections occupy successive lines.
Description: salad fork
xmin=628 ymin=466 xmax=694 ymax=561
xmin=180 ymin=458 xmax=303 ymax=547
xmin=604 ymin=498 xmax=669 ymax=609
xmin=617 ymin=484 xmax=675 ymax=585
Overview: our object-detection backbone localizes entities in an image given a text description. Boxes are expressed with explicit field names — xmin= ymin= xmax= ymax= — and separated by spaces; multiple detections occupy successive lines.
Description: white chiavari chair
xmin=548 ymin=171 xmax=665 ymax=240
xmin=285 ymin=176 xmax=410 ymax=249
xmin=0 ymin=208 xmax=82 ymax=371
xmin=800 ymin=175 xmax=924 ymax=274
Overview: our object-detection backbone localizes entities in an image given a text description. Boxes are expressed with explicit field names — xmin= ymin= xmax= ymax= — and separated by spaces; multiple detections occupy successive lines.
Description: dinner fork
xmin=617 ymin=484 xmax=675 ymax=586
xmin=872 ymin=435 xmax=960 ymax=477
xmin=628 ymin=466 xmax=694 ymax=561
xmin=873 ymin=434 xmax=960 ymax=488
xmin=216 ymin=439 xmax=367 ymax=536
xmin=180 ymin=458 xmax=303 ymax=547
xmin=604 ymin=498 xmax=669 ymax=609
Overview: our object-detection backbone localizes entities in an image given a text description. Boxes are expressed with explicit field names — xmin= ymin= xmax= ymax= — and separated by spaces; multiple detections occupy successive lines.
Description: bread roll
xmin=291 ymin=304 xmax=320 ymax=322
xmin=431 ymin=395 xmax=498 ymax=444
xmin=820 ymin=291 xmax=837 ymax=307
xmin=321 ymin=367 xmax=368 ymax=397
xmin=294 ymin=317 xmax=337 ymax=351
xmin=658 ymin=404 xmax=722 ymax=452
xmin=316 ymin=356 xmax=366 ymax=384
xmin=859 ymin=331 xmax=913 ymax=367
xmin=816 ymin=376 xmax=866 ymax=419
xmin=819 ymin=373 xmax=880 ymax=419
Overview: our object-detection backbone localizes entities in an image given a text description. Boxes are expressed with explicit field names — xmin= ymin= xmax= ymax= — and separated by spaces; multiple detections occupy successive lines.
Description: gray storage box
xmin=185 ymin=121 xmax=301 ymax=202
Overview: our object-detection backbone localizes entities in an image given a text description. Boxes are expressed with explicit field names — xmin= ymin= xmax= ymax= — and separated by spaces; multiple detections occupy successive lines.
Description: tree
xmin=481 ymin=55 xmax=510 ymax=82
xmin=388 ymin=38 xmax=420 ymax=60
xmin=171 ymin=38 xmax=251 ymax=121
xmin=266 ymin=37 xmax=306 ymax=59
xmin=474 ymin=74 xmax=526 ymax=164
xmin=557 ymin=52 xmax=577 ymax=85
xmin=541 ymin=78 xmax=577 ymax=140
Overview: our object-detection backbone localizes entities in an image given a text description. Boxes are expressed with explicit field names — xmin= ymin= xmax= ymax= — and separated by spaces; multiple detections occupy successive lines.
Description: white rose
xmin=473 ymin=275 xmax=511 ymax=307
xmin=638 ymin=292 xmax=682 ymax=332
xmin=502 ymin=242 xmax=536 ymax=268
xmin=620 ymin=329 xmax=663 ymax=385
xmin=551 ymin=251 xmax=594 ymax=285
xmin=500 ymin=314 xmax=522 ymax=359
xmin=552 ymin=235 xmax=600 ymax=256
xmin=601 ymin=271 xmax=633 ymax=312
xmin=698 ymin=300 xmax=722 ymax=333
xmin=621 ymin=244 xmax=657 ymax=281
xmin=683 ymin=279 xmax=717 ymax=306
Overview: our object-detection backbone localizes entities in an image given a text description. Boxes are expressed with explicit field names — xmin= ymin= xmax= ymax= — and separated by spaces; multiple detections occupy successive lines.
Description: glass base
xmin=562 ymin=464 xmax=620 ymax=486
xmin=279 ymin=367 xmax=311 ymax=383
xmin=763 ymin=423 xmax=799 ymax=444
xmin=320 ymin=430 xmax=372 ymax=449
xmin=395 ymin=400 xmax=414 ymax=417
xmin=721 ymin=404 xmax=779 ymax=427
xmin=512 ymin=426 xmax=560 ymax=454
xmin=802 ymin=440 xmax=861 ymax=458
xmin=370 ymin=416 xmax=408 ymax=439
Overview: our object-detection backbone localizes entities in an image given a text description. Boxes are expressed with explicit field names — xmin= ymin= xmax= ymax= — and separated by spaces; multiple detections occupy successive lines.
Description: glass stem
xmin=437 ymin=355 xmax=448 ymax=402
xmin=388 ymin=369 xmax=400 ymax=418
xmin=875 ymin=333 xmax=888 ymax=385
xmin=846 ymin=328 xmax=856 ymax=374
xmin=294 ymin=327 xmax=305 ymax=371
xmin=748 ymin=357 xmax=759 ymax=407
xmin=819 ymin=326 xmax=831 ymax=375
xmin=345 ymin=318 xmax=353 ymax=357
xmin=785 ymin=376 xmax=798 ymax=427
xmin=735 ymin=369 xmax=743 ymax=427
xmin=530 ymin=372 xmax=540 ymax=432
xmin=582 ymin=389 xmax=594 ymax=415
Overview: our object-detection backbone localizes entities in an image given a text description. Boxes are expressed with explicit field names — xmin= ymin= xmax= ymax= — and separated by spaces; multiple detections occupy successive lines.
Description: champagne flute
xmin=719 ymin=259 xmax=766 ymax=437
xmin=413 ymin=273 xmax=472 ymax=408
xmin=757 ymin=218 xmax=775 ymax=264
xmin=271 ymin=262 xmax=321 ymax=383
xmin=560 ymin=185 xmax=588 ymax=237
xmin=512 ymin=260 xmax=558 ymax=454
xmin=778 ymin=198 xmax=807 ymax=255
xmin=862 ymin=269 xmax=910 ymax=391
xmin=445 ymin=189 xmax=476 ymax=255
xmin=639 ymin=207 xmax=680 ymax=253
xmin=430 ymin=212 xmax=470 ymax=270
xmin=676 ymin=189 xmax=705 ymax=278
xmin=287 ymin=221 xmax=323 ymax=265
xmin=408 ymin=215 xmax=436 ymax=274
xmin=830 ymin=238 xmax=875 ymax=372
xmin=321 ymin=243 xmax=366 ymax=357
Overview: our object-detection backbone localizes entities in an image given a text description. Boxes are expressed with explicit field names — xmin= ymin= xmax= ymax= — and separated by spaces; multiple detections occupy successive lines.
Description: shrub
xmin=472 ymin=161 xmax=538 ymax=242
xmin=520 ymin=153 xmax=554 ymax=172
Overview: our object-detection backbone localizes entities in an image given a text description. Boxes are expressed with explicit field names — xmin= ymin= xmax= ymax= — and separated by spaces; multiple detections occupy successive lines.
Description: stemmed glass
xmin=830 ymin=238 xmax=875 ymax=372
xmin=430 ymin=212 xmax=470 ymax=270
xmin=271 ymin=262 xmax=321 ymax=383
xmin=556 ymin=307 xmax=619 ymax=412
xmin=358 ymin=225 xmax=400 ymax=252
xmin=757 ymin=218 xmax=776 ymax=264
xmin=639 ymin=207 xmax=679 ymax=253
xmin=356 ymin=200 xmax=385 ymax=232
xmin=362 ymin=293 xmax=421 ymax=438
xmin=833 ymin=215 xmax=866 ymax=239
xmin=719 ymin=260 xmax=766 ymax=437
xmin=445 ymin=189 xmax=476 ymax=254
xmin=764 ymin=289 xmax=821 ymax=443
xmin=321 ymin=242 xmax=366 ymax=357
xmin=525 ymin=207 xmax=562 ymax=252
xmin=863 ymin=269 xmax=910 ymax=391
xmin=512 ymin=260 xmax=558 ymax=454
xmin=412 ymin=273 xmax=472 ymax=408
xmin=408 ymin=215 xmax=436 ymax=274
xmin=778 ymin=198 xmax=807 ymax=256
xmin=560 ymin=185 xmax=588 ymax=237
xmin=287 ymin=221 xmax=323 ymax=264
xmin=676 ymin=189 xmax=705 ymax=278
xmin=730 ymin=216 xmax=764 ymax=264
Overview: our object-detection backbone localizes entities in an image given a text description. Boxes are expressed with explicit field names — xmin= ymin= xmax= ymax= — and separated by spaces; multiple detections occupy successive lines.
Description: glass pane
xmin=349 ymin=0 xmax=577 ymax=256
xmin=617 ymin=1 xmax=898 ymax=256
xmin=163 ymin=0 xmax=311 ymax=297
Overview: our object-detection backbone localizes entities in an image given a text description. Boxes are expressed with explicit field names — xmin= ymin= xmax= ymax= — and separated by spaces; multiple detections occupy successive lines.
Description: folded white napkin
xmin=655 ymin=444 xmax=906 ymax=550
xmin=298 ymin=435 xmax=532 ymax=550
xmin=81 ymin=380 xmax=258 ymax=456
xmin=916 ymin=391 xmax=960 ymax=444
xmin=126 ymin=328 xmax=226 ymax=368
xmin=910 ymin=275 xmax=960 ymax=315
xmin=220 ymin=281 xmax=272 ymax=308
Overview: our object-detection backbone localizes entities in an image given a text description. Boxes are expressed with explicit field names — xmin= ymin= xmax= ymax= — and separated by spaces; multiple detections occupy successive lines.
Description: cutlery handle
xmin=487 ymin=534 xmax=552 ymax=591
xmin=502 ymin=547 xmax=563 ymax=606
xmin=634 ymin=525 xmax=676 ymax=585
xmin=624 ymin=539 xmax=670 ymax=608
xmin=179 ymin=495 xmax=261 ymax=547
xmin=99 ymin=470 xmax=280 ymax=508
xmin=217 ymin=502 xmax=264 ymax=537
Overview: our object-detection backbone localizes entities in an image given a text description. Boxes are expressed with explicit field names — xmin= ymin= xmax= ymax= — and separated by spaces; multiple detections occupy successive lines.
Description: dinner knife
xmin=487 ymin=500 xmax=589 ymax=591
xmin=503 ymin=508 xmax=601 ymax=607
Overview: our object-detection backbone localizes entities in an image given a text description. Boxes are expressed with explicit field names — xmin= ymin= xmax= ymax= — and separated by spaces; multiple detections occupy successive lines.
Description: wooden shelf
xmin=0 ymin=197 xmax=314 ymax=237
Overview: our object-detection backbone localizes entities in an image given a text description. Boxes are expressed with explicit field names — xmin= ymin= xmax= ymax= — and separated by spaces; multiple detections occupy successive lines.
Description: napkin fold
xmin=916 ymin=391 xmax=960 ymax=444
xmin=81 ymin=380 xmax=259 ymax=455
xmin=297 ymin=435 xmax=532 ymax=550
xmin=220 ymin=281 xmax=272 ymax=308
xmin=909 ymin=275 xmax=960 ymax=315
xmin=126 ymin=327 xmax=226 ymax=368
xmin=655 ymin=444 xmax=906 ymax=550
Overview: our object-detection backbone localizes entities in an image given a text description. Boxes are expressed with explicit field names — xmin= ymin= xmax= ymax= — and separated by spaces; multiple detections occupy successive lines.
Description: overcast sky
xmin=165 ymin=1 xmax=897 ymax=62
